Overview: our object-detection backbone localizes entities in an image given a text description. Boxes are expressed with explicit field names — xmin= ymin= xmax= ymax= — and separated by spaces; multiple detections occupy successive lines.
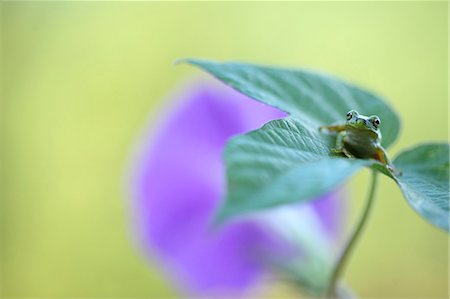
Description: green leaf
xmin=184 ymin=59 xmax=400 ymax=148
xmin=393 ymin=143 xmax=449 ymax=231
xmin=216 ymin=117 xmax=371 ymax=223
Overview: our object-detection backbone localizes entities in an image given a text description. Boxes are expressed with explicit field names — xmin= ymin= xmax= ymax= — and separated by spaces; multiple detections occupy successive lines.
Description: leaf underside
xmin=393 ymin=143 xmax=449 ymax=231
xmin=184 ymin=59 xmax=401 ymax=148
xmin=216 ymin=117 xmax=371 ymax=223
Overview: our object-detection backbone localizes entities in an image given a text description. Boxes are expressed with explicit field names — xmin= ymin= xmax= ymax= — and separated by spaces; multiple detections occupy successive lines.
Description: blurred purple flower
xmin=130 ymin=81 xmax=344 ymax=297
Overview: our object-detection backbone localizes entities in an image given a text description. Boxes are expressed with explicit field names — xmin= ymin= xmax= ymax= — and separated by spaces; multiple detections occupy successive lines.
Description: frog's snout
xmin=356 ymin=118 xmax=367 ymax=125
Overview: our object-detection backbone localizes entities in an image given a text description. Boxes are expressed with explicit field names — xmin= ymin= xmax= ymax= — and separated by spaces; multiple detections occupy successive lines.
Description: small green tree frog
xmin=320 ymin=110 xmax=395 ymax=172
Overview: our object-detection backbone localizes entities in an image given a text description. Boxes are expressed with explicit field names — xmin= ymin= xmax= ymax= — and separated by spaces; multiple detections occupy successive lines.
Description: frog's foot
xmin=387 ymin=164 xmax=402 ymax=177
xmin=342 ymin=148 xmax=355 ymax=159
xmin=331 ymin=148 xmax=353 ymax=158
xmin=331 ymin=148 xmax=344 ymax=155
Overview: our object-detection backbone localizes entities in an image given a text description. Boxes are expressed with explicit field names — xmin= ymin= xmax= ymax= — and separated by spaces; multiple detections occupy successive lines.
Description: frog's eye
xmin=346 ymin=110 xmax=358 ymax=120
xmin=371 ymin=116 xmax=381 ymax=128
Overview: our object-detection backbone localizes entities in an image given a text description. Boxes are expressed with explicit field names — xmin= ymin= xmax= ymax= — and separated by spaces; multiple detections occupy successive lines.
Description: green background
xmin=1 ymin=2 xmax=448 ymax=298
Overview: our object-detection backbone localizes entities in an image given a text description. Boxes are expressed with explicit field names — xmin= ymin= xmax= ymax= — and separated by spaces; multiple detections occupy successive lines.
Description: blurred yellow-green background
xmin=1 ymin=2 xmax=448 ymax=298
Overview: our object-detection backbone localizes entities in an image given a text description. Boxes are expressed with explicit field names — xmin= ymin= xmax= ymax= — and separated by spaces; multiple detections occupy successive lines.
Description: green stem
xmin=327 ymin=169 xmax=379 ymax=298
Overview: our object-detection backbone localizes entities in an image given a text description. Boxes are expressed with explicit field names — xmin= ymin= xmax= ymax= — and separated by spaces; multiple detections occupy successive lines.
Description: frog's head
xmin=346 ymin=110 xmax=381 ymax=132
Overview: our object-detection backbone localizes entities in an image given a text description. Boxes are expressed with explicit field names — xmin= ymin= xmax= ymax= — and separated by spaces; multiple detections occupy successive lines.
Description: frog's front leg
xmin=319 ymin=124 xmax=346 ymax=133
xmin=333 ymin=131 xmax=354 ymax=158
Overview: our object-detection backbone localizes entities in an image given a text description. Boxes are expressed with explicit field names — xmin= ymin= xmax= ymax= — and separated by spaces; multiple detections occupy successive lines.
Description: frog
xmin=319 ymin=110 xmax=395 ymax=173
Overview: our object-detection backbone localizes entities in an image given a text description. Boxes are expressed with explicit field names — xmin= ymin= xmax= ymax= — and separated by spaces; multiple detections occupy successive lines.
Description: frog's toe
xmin=387 ymin=165 xmax=402 ymax=177
xmin=331 ymin=148 xmax=343 ymax=154
xmin=331 ymin=148 xmax=349 ymax=158
xmin=342 ymin=148 xmax=355 ymax=159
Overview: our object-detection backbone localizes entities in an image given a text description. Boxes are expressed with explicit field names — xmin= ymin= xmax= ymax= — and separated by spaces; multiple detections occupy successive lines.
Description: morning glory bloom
xmin=130 ymin=81 xmax=344 ymax=297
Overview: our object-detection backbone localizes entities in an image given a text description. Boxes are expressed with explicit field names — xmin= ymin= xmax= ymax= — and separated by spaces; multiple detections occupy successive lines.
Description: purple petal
xmin=130 ymin=81 xmax=343 ymax=296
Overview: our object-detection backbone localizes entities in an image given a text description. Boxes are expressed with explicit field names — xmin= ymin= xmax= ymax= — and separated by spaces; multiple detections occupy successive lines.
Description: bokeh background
xmin=1 ymin=2 xmax=448 ymax=298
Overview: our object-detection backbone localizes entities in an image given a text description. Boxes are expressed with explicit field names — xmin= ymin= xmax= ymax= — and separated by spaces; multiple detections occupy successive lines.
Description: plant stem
xmin=327 ymin=169 xmax=379 ymax=298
